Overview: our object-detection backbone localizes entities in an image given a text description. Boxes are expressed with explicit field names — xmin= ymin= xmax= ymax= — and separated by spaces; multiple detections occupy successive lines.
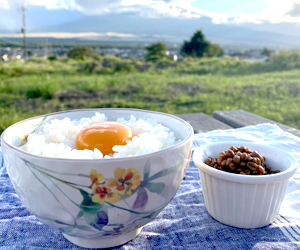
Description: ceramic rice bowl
xmin=193 ymin=141 xmax=297 ymax=229
xmin=1 ymin=108 xmax=193 ymax=248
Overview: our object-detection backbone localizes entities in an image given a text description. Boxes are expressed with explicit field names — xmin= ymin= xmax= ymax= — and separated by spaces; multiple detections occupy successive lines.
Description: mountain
xmin=6 ymin=12 xmax=300 ymax=49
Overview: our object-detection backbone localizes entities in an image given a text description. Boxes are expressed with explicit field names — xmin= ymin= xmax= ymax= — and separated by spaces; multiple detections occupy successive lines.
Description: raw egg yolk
xmin=76 ymin=121 xmax=134 ymax=156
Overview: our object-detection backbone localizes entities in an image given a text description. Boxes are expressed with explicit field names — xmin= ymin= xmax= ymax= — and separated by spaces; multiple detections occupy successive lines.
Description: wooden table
xmin=176 ymin=109 xmax=300 ymax=137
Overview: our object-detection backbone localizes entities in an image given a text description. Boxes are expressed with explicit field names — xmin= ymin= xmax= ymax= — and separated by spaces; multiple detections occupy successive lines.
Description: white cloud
xmin=69 ymin=0 xmax=123 ymax=14
xmin=287 ymin=2 xmax=300 ymax=17
xmin=0 ymin=0 xmax=68 ymax=10
xmin=0 ymin=0 xmax=69 ymax=31
xmin=68 ymin=0 xmax=198 ymax=16
xmin=0 ymin=0 xmax=204 ymax=18
xmin=1 ymin=0 xmax=300 ymax=25
xmin=232 ymin=0 xmax=300 ymax=24
xmin=67 ymin=0 xmax=300 ymax=24
xmin=0 ymin=0 xmax=10 ymax=9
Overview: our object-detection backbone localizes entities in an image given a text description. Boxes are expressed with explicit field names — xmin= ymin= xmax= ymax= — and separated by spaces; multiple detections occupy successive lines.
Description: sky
xmin=1 ymin=0 xmax=300 ymax=34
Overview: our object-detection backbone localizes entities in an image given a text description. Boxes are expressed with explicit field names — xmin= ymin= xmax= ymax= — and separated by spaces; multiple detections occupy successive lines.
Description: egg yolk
xmin=76 ymin=121 xmax=134 ymax=156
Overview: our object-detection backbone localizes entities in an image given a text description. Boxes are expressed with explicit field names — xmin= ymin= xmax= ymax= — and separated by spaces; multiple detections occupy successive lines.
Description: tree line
xmin=68 ymin=30 xmax=224 ymax=62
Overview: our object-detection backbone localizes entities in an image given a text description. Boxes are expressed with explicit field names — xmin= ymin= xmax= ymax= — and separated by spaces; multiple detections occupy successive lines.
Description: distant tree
xmin=181 ymin=30 xmax=209 ymax=57
xmin=181 ymin=30 xmax=224 ymax=58
xmin=206 ymin=43 xmax=225 ymax=57
xmin=145 ymin=41 xmax=168 ymax=62
xmin=67 ymin=47 xmax=98 ymax=60
xmin=261 ymin=47 xmax=271 ymax=57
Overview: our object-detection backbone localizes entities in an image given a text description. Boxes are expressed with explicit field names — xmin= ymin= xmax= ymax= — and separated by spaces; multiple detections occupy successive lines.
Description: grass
xmin=1 ymin=52 xmax=300 ymax=134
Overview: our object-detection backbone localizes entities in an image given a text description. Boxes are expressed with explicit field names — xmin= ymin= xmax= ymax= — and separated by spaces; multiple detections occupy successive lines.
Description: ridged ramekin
xmin=193 ymin=141 xmax=297 ymax=229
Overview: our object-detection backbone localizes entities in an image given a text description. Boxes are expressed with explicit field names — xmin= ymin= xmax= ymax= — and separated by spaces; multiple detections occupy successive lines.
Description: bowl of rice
xmin=1 ymin=108 xmax=193 ymax=248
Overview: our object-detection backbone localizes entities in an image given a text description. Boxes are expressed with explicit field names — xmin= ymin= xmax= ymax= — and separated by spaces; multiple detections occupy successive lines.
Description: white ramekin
xmin=193 ymin=141 xmax=297 ymax=228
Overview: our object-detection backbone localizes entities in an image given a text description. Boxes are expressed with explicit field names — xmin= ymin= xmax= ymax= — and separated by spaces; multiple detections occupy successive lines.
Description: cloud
xmin=69 ymin=0 xmax=123 ymax=14
xmin=2 ymin=0 xmax=300 ymax=26
xmin=60 ymin=0 xmax=300 ymax=25
xmin=287 ymin=2 xmax=300 ymax=17
xmin=0 ymin=0 xmax=68 ymax=10
xmin=232 ymin=0 xmax=300 ymax=24
xmin=68 ymin=0 xmax=201 ymax=17
xmin=0 ymin=0 xmax=10 ymax=9
xmin=0 ymin=0 xmax=69 ymax=31
xmin=0 ymin=0 xmax=205 ymax=18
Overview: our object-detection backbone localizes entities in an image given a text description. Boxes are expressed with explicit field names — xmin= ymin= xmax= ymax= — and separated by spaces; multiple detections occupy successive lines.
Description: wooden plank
xmin=176 ymin=112 xmax=232 ymax=133
xmin=213 ymin=109 xmax=300 ymax=138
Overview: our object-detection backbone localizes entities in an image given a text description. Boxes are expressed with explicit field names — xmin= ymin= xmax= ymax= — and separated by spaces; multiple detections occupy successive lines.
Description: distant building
xmin=1 ymin=54 xmax=9 ymax=62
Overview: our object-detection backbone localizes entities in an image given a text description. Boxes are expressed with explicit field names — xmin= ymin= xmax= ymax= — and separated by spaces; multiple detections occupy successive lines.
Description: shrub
xmin=0 ymin=63 xmax=24 ymax=77
xmin=145 ymin=41 xmax=169 ymax=62
xmin=48 ymin=56 xmax=57 ymax=61
xmin=266 ymin=51 xmax=300 ymax=71
xmin=26 ymin=87 xmax=52 ymax=99
xmin=67 ymin=47 xmax=99 ymax=60
xmin=80 ymin=62 xmax=100 ymax=73
xmin=78 ymin=56 xmax=137 ymax=74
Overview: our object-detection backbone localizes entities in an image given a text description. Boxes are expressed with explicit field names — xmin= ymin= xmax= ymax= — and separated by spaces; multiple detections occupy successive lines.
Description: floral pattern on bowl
xmin=22 ymin=158 xmax=181 ymax=238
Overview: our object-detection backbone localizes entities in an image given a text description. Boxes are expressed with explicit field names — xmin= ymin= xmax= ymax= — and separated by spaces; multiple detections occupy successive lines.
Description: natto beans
xmin=204 ymin=145 xmax=280 ymax=175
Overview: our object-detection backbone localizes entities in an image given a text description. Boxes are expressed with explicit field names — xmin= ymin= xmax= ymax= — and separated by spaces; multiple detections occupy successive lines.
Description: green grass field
xmin=1 ymin=52 xmax=300 ymax=134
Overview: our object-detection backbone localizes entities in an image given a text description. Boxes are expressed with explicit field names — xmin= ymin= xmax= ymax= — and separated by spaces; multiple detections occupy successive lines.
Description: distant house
xmin=1 ymin=54 xmax=9 ymax=62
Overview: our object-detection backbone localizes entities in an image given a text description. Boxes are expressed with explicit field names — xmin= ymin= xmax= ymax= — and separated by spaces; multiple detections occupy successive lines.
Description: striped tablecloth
xmin=0 ymin=123 xmax=299 ymax=249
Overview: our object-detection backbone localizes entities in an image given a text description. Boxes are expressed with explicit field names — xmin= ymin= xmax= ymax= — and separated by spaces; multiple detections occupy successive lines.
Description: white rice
xmin=19 ymin=113 xmax=180 ymax=159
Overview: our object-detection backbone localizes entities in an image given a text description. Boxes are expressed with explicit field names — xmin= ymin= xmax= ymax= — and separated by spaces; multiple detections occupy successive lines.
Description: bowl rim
xmin=193 ymin=141 xmax=298 ymax=184
xmin=1 ymin=108 xmax=194 ymax=162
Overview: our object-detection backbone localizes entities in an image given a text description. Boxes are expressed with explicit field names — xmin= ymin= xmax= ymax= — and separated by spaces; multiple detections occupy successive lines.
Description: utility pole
xmin=20 ymin=3 xmax=27 ymax=60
